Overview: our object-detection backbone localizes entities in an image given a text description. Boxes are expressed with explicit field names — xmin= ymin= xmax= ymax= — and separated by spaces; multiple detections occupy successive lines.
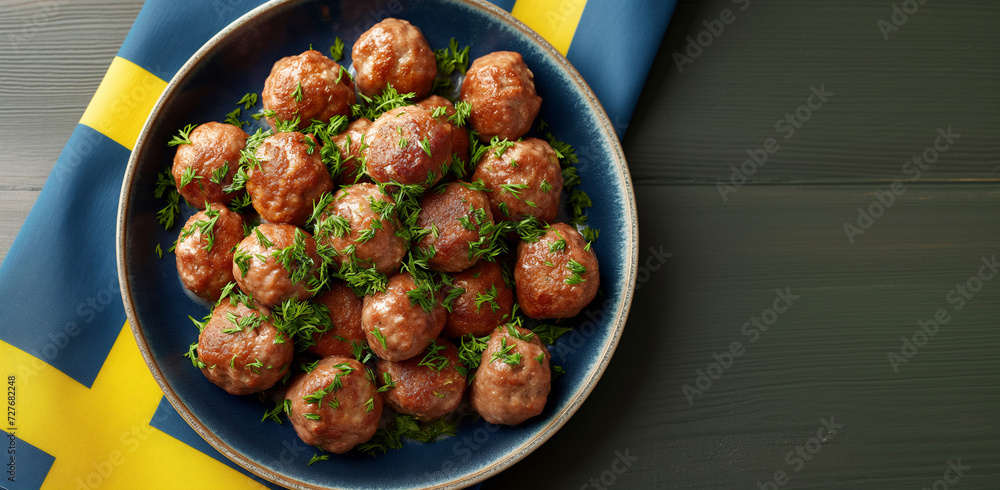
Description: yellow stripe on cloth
xmin=80 ymin=57 xmax=167 ymax=150
xmin=2 ymin=324 xmax=263 ymax=489
xmin=511 ymin=0 xmax=588 ymax=55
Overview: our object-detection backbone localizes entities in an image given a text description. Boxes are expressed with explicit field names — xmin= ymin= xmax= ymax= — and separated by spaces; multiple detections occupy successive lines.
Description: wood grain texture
xmin=2 ymin=0 xmax=998 ymax=488
xmin=482 ymin=183 xmax=1000 ymax=489
xmin=0 ymin=0 xmax=143 ymax=263
xmin=623 ymin=0 xmax=1000 ymax=185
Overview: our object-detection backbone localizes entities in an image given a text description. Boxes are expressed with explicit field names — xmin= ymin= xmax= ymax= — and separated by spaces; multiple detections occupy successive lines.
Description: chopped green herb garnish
xmin=500 ymin=182 xmax=529 ymax=200
xmin=233 ymin=249 xmax=252 ymax=277
xmin=418 ymin=341 xmax=450 ymax=371
xmin=549 ymin=237 xmax=567 ymax=254
xmin=491 ymin=336 xmax=522 ymax=366
xmin=449 ymin=101 xmax=471 ymax=127
xmin=183 ymin=341 xmax=205 ymax=368
xmin=209 ymin=162 xmax=230 ymax=185
xmin=565 ymin=259 xmax=587 ymax=284
xmin=224 ymin=108 xmax=246 ymax=128
xmin=262 ymin=398 xmax=291 ymax=424
xmin=167 ymin=123 xmax=197 ymax=147
xmin=308 ymin=453 xmax=329 ymax=465
xmin=245 ymin=358 xmax=263 ymax=373
xmin=431 ymin=38 xmax=471 ymax=97
xmin=455 ymin=333 xmax=490 ymax=378
xmin=474 ymin=285 xmax=500 ymax=313
xmin=354 ymin=86 xmax=416 ymax=120
xmin=356 ymin=413 xmax=458 ymax=455
xmin=532 ymin=323 xmax=572 ymax=345
xmin=270 ymin=228 xmax=316 ymax=285
xmin=273 ymin=115 xmax=302 ymax=133
xmin=430 ymin=105 xmax=448 ymax=119
xmin=177 ymin=206 xmax=222 ymax=252
xmin=237 ymin=93 xmax=258 ymax=110
xmin=179 ymin=165 xmax=201 ymax=188
xmin=371 ymin=327 xmax=388 ymax=350
xmin=270 ymin=299 xmax=333 ymax=350
xmin=227 ymin=193 xmax=252 ymax=213
xmin=154 ymin=167 xmax=181 ymax=230
xmin=330 ymin=37 xmax=345 ymax=61
xmin=251 ymin=108 xmax=276 ymax=121
xmin=506 ymin=324 xmax=534 ymax=341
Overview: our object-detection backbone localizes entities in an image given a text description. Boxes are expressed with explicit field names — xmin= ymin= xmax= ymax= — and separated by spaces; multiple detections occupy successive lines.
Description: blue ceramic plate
xmin=117 ymin=0 xmax=638 ymax=488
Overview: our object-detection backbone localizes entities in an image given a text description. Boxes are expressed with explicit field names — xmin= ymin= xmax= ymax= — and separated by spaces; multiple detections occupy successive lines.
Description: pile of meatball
xmin=169 ymin=18 xmax=600 ymax=456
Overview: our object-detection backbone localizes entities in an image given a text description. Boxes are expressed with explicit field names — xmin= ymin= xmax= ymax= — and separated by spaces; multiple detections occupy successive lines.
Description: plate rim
xmin=116 ymin=0 xmax=639 ymax=488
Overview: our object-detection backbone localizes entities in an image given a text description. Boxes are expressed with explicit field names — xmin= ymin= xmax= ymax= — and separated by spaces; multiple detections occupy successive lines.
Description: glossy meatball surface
xmin=175 ymin=204 xmax=245 ymax=301
xmin=459 ymin=51 xmax=541 ymax=142
xmin=472 ymin=137 xmax=563 ymax=223
xmin=362 ymin=272 xmax=447 ymax=362
xmin=364 ymin=105 xmax=452 ymax=188
xmin=232 ymin=223 xmax=322 ymax=307
xmin=197 ymin=300 xmax=293 ymax=395
xmin=286 ymin=356 xmax=382 ymax=454
xmin=330 ymin=117 xmax=371 ymax=185
xmin=375 ymin=339 xmax=466 ymax=420
xmin=262 ymin=50 xmax=354 ymax=131
xmin=247 ymin=131 xmax=334 ymax=227
xmin=515 ymin=222 xmax=599 ymax=319
xmin=314 ymin=182 xmax=407 ymax=274
xmin=415 ymin=182 xmax=493 ymax=272
xmin=417 ymin=95 xmax=471 ymax=166
xmin=443 ymin=261 xmax=514 ymax=339
xmin=470 ymin=325 xmax=551 ymax=425
xmin=308 ymin=282 xmax=366 ymax=358
xmin=171 ymin=121 xmax=248 ymax=209
xmin=351 ymin=18 xmax=436 ymax=99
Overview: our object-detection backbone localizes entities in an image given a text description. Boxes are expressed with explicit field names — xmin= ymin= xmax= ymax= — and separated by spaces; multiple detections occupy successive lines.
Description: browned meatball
xmin=472 ymin=137 xmax=563 ymax=223
xmin=515 ymin=223 xmax=599 ymax=319
xmin=232 ymin=223 xmax=322 ymax=307
xmin=247 ymin=131 xmax=334 ymax=227
xmin=351 ymin=18 xmax=436 ymax=99
xmin=330 ymin=117 xmax=371 ymax=185
xmin=362 ymin=272 xmax=446 ymax=362
xmin=364 ymin=106 xmax=452 ymax=187
xmin=197 ymin=300 xmax=293 ymax=395
xmin=460 ymin=51 xmax=542 ymax=142
xmin=415 ymin=182 xmax=493 ymax=272
xmin=375 ymin=339 xmax=466 ymax=420
xmin=262 ymin=50 xmax=354 ymax=131
xmin=286 ymin=356 xmax=382 ymax=454
xmin=470 ymin=325 xmax=551 ymax=425
xmin=314 ymin=183 xmax=407 ymax=274
xmin=175 ymin=204 xmax=245 ymax=301
xmin=171 ymin=122 xmax=248 ymax=209
xmin=417 ymin=95 xmax=470 ymax=166
xmin=443 ymin=261 xmax=514 ymax=339
xmin=308 ymin=282 xmax=366 ymax=358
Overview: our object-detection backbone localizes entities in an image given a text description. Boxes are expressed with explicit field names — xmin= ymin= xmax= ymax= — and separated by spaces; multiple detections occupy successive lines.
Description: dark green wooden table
xmin=483 ymin=0 xmax=1000 ymax=488
xmin=2 ymin=0 xmax=996 ymax=488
